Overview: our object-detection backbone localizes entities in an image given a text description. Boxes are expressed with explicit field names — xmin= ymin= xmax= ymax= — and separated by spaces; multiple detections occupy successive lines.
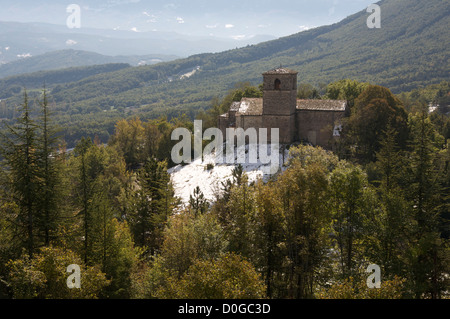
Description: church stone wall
xmin=296 ymin=110 xmax=344 ymax=147
xmin=240 ymin=115 xmax=263 ymax=132
xmin=263 ymin=114 xmax=296 ymax=143
xmin=218 ymin=115 xmax=229 ymax=135
xmin=263 ymin=90 xmax=297 ymax=116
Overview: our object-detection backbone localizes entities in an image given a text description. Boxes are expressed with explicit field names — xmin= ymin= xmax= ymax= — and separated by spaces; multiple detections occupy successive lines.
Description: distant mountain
xmin=0 ymin=0 xmax=372 ymax=41
xmin=0 ymin=21 xmax=276 ymax=65
xmin=0 ymin=49 xmax=178 ymax=78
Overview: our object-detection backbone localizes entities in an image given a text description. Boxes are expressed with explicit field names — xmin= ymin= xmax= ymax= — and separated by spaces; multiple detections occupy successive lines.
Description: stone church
xmin=218 ymin=67 xmax=347 ymax=148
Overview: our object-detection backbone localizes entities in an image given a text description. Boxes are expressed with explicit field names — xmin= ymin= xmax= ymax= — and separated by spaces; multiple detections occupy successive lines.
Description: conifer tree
xmin=0 ymin=91 xmax=39 ymax=257
xmin=253 ymin=180 xmax=284 ymax=298
xmin=278 ymin=161 xmax=331 ymax=298
xmin=189 ymin=186 xmax=208 ymax=217
xmin=329 ymin=162 xmax=370 ymax=279
xmin=405 ymin=110 xmax=448 ymax=298
xmin=130 ymin=157 xmax=175 ymax=255
xmin=369 ymin=124 xmax=413 ymax=279
xmin=72 ymin=137 xmax=95 ymax=264
xmin=35 ymin=89 xmax=63 ymax=246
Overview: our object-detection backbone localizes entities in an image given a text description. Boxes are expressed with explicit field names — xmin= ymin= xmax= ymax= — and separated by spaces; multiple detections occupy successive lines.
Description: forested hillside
xmin=0 ymin=0 xmax=448 ymax=148
xmin=0 ymin=49 xmax=178 ymax=78
xmin=0 ymin=80 xmax=448 ymax=300
xmin=0 ymin=63 xmax=131 ymax=99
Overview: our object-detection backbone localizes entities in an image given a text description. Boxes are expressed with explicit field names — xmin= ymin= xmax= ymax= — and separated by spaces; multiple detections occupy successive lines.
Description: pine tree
xmin=405 ymin=110 xmax=447 ymax=298
xmin=371 ymin=124 xmax=413 ymax=279
xmin=0 ymin=91 xmax=39 ymax=257
xmin=35 ymin=89 xmax=63 ymax=246
xmin=214 ymin=164 xmax=245 ymax=228
xmin=189 ymin=186 xmax=208 ymax=217
xmin=130 ymin=157 xmax=175 ymax=255
xmin=253 ymin=180 xmax=284 ymax=298
xmin=329 ymin=161 xmax=370 ymax=279
xmin=225 ymin=172 xmax=254 ymax=257
xmin=279 ymin=161 xmax=331 ymax=298
xmin=72 ymin=137 xmax=94 ymax=264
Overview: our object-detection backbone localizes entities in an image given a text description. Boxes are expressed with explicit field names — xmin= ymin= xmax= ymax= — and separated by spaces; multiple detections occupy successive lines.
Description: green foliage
xmin=156 ymin=253 xmax=266 ymax=299
xmin=401 ymin=111 xmax=449 ymax=298
xmin=398 ymin=81 xmax=450 ymax=114
xmin=7 ymin=246 xmax=109 ymax=299
xmin=189 ymin=186 xmax=209 ymax=217
xmin=0 ymin=63 xmax=130 ymax=99
xmin=127 ymin=157 xmax=176 ymax=256
xmin=160 ymin=211 xmax=228 ymax=279
xmin=297 ymin=83 xmax=323 ymax=99
xmin=318 ymin=276 xmax=406 ymax=299
xmin=276 ymin=156 xmax=333 ymax=298
xmin=96 ymin=219 xmax=142 ymax=299
xmin=108 ymin=116 xmax=188 ymax=168
xmin=0 ymin=90 xmax=68 ymax=256
xmin=230 ymin=83 xmax=263 ymax=102
xmin=324 ymin=79 xmax=370 ymax=109
xmin=329 ymin=161 xmax=376 ymax=278
xmin=196 ymin=83 xmax=262 ymax=131
xmin=342 ymin=85 xmax=409 ymax=163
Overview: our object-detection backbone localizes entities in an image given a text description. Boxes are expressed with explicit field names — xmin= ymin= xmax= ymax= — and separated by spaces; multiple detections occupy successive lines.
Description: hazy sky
xmin=0 ymin=0 xmax=378 ymax=39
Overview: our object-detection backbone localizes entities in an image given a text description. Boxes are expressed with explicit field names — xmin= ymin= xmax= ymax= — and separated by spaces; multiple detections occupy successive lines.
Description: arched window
xmin=274 ymin=78 xmax=281 ymax=90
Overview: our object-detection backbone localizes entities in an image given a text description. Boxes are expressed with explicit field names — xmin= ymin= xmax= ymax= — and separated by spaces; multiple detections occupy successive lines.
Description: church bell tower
xmin=262 ymin=68 xmax=298 ymax=143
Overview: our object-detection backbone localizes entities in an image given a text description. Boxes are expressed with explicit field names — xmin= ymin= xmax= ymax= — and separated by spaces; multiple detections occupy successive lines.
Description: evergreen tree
xmin=213 ymin=164 xmax=245 ymax=229
xmin=253 ymin=180 xmax=284 ymax=298
xmin=189 ymin=186 xmax=209 ymax=217
xmin=329 ymin=161 xmax=371 ymax=279
xmin=0 ymin=91 xmax=39 ymax=257
xmin=72 ymin=137 xmax=94 ymax=264
xmin=224 ymin=172 xmax=254 ymax=257
xmin=404 ymin=111 xmax=448 ymax=298
xmin=368 ymin=124 xmax=413 ymax=280
xmin=35 ymin=89 xmax=63 ymax=247
xmin=278 ymin=160 xmax=331 ymax=298
xmin=129 ymin=157 xmax=175 ymax=255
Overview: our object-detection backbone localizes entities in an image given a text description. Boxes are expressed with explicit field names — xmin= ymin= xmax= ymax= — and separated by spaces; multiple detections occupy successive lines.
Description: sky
xmin=0 ymin=0 xmax=378 ymax=39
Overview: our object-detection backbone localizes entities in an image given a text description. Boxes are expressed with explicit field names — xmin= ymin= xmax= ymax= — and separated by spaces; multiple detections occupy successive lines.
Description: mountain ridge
xmin=0 ymin=49 xmax=179 ymax=78
xmin=0 ymin=20 xmax=277 ymax=65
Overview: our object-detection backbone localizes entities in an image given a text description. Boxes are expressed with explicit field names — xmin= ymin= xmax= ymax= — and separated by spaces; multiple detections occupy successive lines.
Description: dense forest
xmin=0 ymin=77 xmax=448 ymax=299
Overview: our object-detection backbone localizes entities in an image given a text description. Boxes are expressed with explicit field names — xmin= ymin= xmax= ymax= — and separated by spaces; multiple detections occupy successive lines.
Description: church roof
xmin=229 ymin=101 xmax=241 ymax=112
xmin=235 ymin=98 xmax=263 ymax=115
xmin=230 ymin=98 xmax=346 ymax=116
xmin=297 ymin=99 xmax=347 ymax=111
xmin=263 ymin=67 xmax=298 ymax=75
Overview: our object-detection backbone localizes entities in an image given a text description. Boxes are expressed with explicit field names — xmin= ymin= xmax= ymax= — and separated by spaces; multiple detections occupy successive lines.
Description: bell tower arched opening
xmin=274 ymin=78 xmax=281 ymax=90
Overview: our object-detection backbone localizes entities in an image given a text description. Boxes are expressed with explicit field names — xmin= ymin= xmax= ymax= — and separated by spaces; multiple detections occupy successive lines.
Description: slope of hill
xmin=0 ymin=63 xmax=132 ymax=99
xmin=0 ymin=49 xmax=179 ymax=78
xmin=1 ymin=0 xmax=448 ymax=147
